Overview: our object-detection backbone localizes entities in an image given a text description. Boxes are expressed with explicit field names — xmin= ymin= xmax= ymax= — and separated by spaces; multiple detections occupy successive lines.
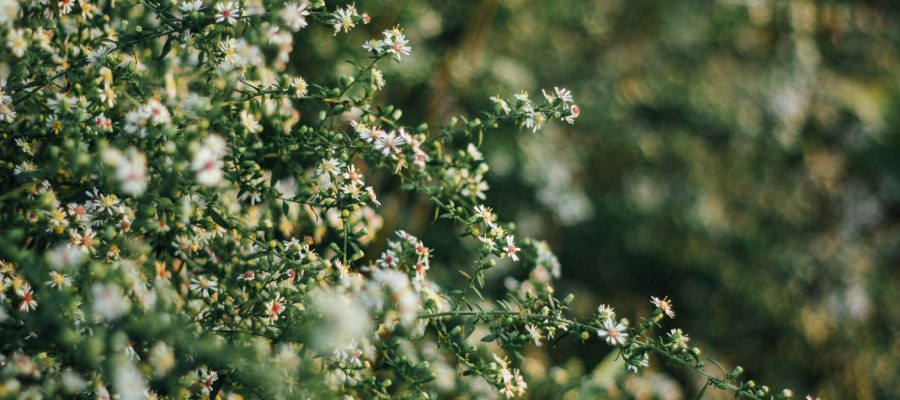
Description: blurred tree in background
xmin=320 ymin=0 xmax=899 ymax=398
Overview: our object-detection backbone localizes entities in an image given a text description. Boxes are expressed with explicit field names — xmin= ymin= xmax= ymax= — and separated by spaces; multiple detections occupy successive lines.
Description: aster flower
xmin=525 ymin=324 xmax=542 ymax=347
xmin=180 ymin=0 xmax=204 ymax=12
xmin=281 ymin=2 xmax=310 ymax=31
xmin=215 ymin=2 xmax=240 ymax=25
xmin=190 ymin=276 xmax=218 ymax=298
xmin=651 ymin=296 xmax=675 ymax=318
xmin=504 ymin=235 xmax=520 ymax=261
xmin=332 ymin=4 xmax=357 ymax=34
xmin=597 ymin=318 xmax=628 ymax=346
xmin=382 ymin=28 xmax=411 ymax=61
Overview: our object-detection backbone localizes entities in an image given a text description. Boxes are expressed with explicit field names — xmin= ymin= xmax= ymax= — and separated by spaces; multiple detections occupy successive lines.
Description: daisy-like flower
xmin=564 ymin=104 xmax=580 ymax=124
xmin=190 ymin=276 xmax=218 ymax=298
xmin=46 ymin=271 xmax=72 ymax=289
xmin=86 ymin=45 xmax=110 ymax=66
xmin=192 ymin=135 xmax=227 ymax=187
xmin=365 ymin=186 xmax=380 ymax=206
xmin=374 ymin=130 xmax=405 ymax=156
xmin=219 ymin=38 xmax=239 ymax=66
xmin=240 ymin=110 xmax=261 ymax=133
xmin=343 ymin=165 xmax=364 ymax=186
xmin=317 ymin=158 xmax=342 ymax=176
xmin=281 ymin=2 xmax=310 ymax=31
xmin=332 ymin=4 xmax=357 ymax=34
xmin=596 ymin=318 xmax=628 ymax=346
xmin=555 ymin=87 xmax=574 ymax=104
xmin=19 ymin=285 xmax=37 ymax=312
xmin=479 ymin=235 xmax=497 ymax=252
xmin=215 ymin=1 xmax=240 ymax=25
xmin=13 ymin=161 xmax=34 ymax=175
xmin=6 ymin=28 xmax=26 ymax=58
xmin=473 ymin=205 xmax=496 ymax=228
xmin=198 ymin=369 xmax=218 ymax=396
xmin=651 ymin=296 xmax=675 ymax=318
xmin=503 ymin=236 xmax=520 ymax=261
xmin=382 ymin=28 xmax=411 ymax=61
xmin=115 ymin=148 xmax=149 ymax=197
xmin=263 ymin=293 xmax=286 ymax=323
xmin=58 ymin=0 xmax=75 ymax=14
xmin=180 ymin=0 xmax=203 ymax=12
xmin=292 ymin=76 xmax=308 ymax=98
xmin=69 ymin=227 xmax=98 ymax=253
xmin=362 ymin=38 xmax=383 ymax=53
xmin=525 ymin=324 xmax=542 ymax=347
xmin=596 ymin=304 xmax=615 ymax=321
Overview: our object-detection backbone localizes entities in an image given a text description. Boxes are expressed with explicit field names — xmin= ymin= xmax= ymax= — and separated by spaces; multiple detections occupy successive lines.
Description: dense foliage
xmin=2 ymin=0 xmax=894 ymax=399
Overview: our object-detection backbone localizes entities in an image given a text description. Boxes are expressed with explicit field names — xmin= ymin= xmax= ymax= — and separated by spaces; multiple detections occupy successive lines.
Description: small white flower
xmin=192 ymin=135 xmax=227 ymax=187
xmin=651 ymin=296 xmax=675 ymax=318
xmin=332 ymin=5 xmax=358 ymax=34
xmin=240 ymin=110 xmax=262 ymax=133
xmin=292 ymin=76 xmax=308 ymax=98
xmin=180 ymin=0 xmax=203 ymax=12
xmin=504 ymin=235 xmax=520 ymax=261
xmin=86 ymin=45 xmax=110 ymax=66
xmin=215 ymin=1 xmax=240 ymax=25
xmin=382 ymin=28 xmax=411 ymax=61
xmin=597 ymin=318 xmax=628 ymax=346
xmin=281 ymin=2 xmax=310 ymax=31
xmin=525 ymin=324 xmax=542 ymax=347
xmin=189 ymin=276 xmax=218 ymax=298
xmin=92 ymin=283 xmax=131 ymax=320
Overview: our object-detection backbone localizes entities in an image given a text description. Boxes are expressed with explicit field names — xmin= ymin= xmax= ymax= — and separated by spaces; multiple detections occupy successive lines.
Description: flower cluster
xmin=0 ymin=0 xmax=799 ymax=399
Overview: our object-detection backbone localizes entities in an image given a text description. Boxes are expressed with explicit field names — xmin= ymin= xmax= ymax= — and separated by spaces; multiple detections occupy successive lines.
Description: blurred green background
xmin=298 ymin=0 xmax=900 ymax=398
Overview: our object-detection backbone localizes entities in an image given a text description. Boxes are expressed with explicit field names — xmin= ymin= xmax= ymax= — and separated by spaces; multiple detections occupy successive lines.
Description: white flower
xmin=332 ymin=4 xmax=358 ymax=34
xmin=317 ymin=158 xmax=342 ymax=176
xmin=192 ymin=135 xmax=227 ymax=187
xmin=108 ymin=148 xmax=149 ymax=197
xmin=114 ymin=362 xmax=148 ymax=400
xmin=180 ymin=0 xmax=203 ymax=12
xmin=309 ymin=288 xmax=372 ymax=352
xmin=504 ymin=235 xmax=520 ymax=261
xmin=292 ymin=76 xmax=308 ymax=98
xmin=597 ymin=318 xmax=628 ymax=346
xmin=554 ymin=87 xmax=573 ymax=103
xmin=0 ymin=0 xmax=21 ymax=24
xmin=6 ymin=28 xmax=26 ymax=58
xmin=198 ymin=369 xmax=218 ymax=396
xmin=190 ymin=276 xmax=218 ymax=297
xmin=651 ymin=296 xmax=675 ymax=318
xmin=215 ymin=1 xmax=240 ymax=25
xmin=374 ymin=130 xmax=405 ymax=156
xmin=382 ymin=28 xmax=411 ymax=61
xmin=525 ymin=324 xmax=542 ymax=347
xmin=362 ymin=38 xmax=383 ymax=53
xmin=92 ymin=283 xmax=131 ymax=320
xmin=86 ymin=45 xmax=110 ymax=66
xmin=343 ymin=165 xmax=364 ymax=186
xmin=281 ymin=2 xmax=310 ymax=31
xmin=240 ymin=110 xmax=262 ymax=133
xmin=596 ymin=304 xmax=615 ymax=321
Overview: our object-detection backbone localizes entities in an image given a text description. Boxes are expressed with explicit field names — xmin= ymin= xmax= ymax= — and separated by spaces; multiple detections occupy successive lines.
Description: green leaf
xmin=481 ymin=333 xmax=498 ymax=342
xmin=159 ymin=36 xmax=173 ymax=60
xmin=463 ymin=317 xmax=477 ymax=340
xmin=208 ymin=207 xmax=230 ymax=229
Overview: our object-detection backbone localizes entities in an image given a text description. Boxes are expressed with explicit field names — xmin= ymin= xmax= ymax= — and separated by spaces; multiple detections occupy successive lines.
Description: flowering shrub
xmin=0 ymin=0 xmax=808 ymax=399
